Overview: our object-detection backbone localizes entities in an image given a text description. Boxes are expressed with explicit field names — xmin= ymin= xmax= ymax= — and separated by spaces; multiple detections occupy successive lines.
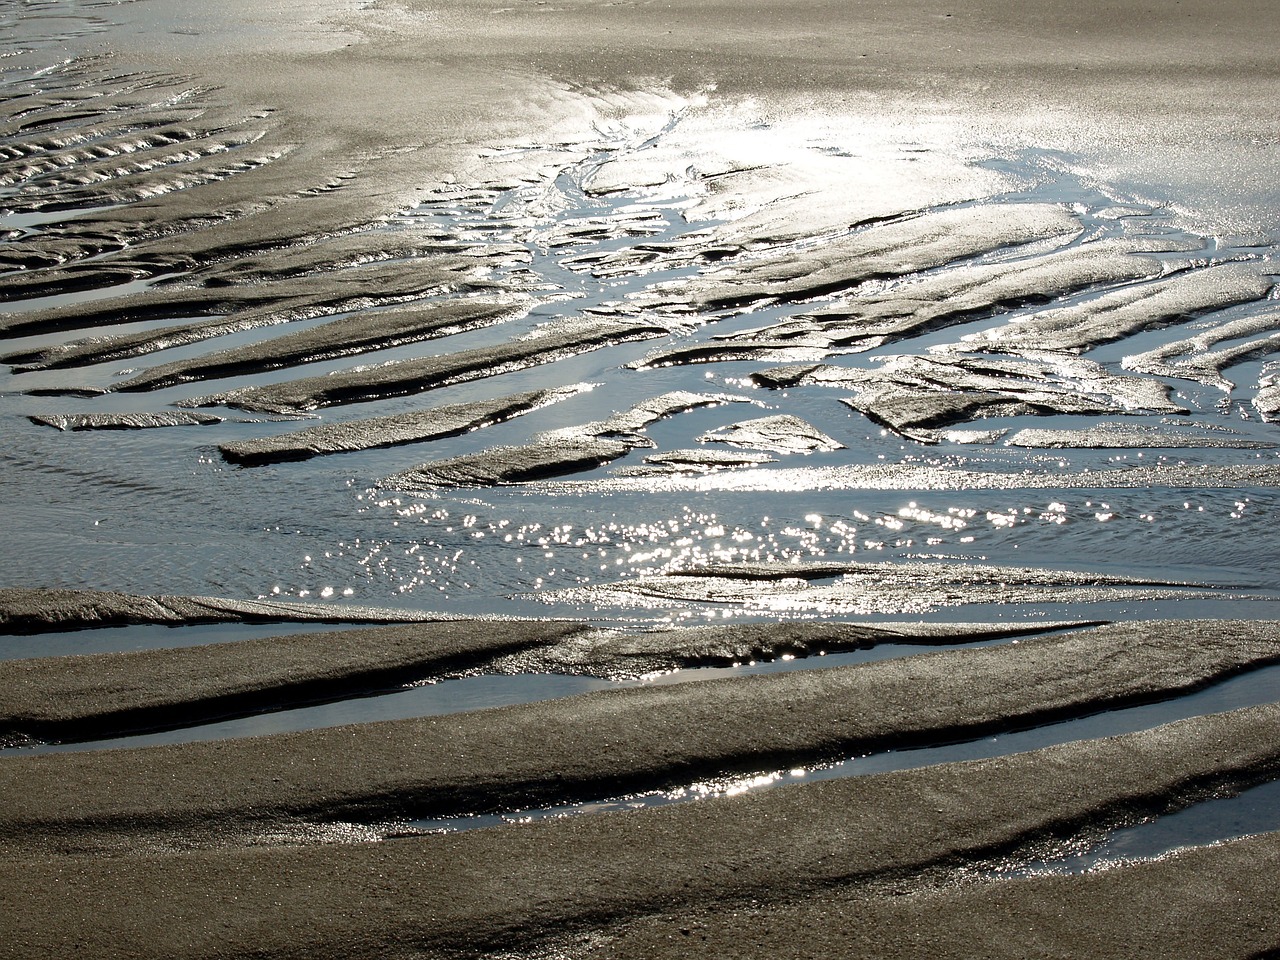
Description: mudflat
xmin=3 ymin=0 xmax=1280 ymax=957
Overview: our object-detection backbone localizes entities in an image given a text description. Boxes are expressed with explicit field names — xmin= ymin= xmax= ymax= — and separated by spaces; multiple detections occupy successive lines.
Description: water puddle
xmin=1008 ymin=777 xmax=1280 ymax=876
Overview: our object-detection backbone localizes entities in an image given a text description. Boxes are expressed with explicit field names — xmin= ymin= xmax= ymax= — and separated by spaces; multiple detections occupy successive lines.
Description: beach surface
xmin=2 ymin=0 xmax=1280 ymax=956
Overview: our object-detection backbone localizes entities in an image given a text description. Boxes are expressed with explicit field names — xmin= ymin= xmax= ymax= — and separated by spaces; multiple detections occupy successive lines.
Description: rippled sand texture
xmin=2 ymin=0 xmax=1280 ymax=957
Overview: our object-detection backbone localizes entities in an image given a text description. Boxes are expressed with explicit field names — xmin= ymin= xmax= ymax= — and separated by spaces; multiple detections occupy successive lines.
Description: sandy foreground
xmin=3 ymin=0 xmax=1280 ymax=957
xmin=3 ymin=615 xmax=1280 ymax=958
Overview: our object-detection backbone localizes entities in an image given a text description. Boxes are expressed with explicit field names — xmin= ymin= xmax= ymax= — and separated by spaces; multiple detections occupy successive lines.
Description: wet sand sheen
xmin=192 ymin=317 xmax=670 ymax=414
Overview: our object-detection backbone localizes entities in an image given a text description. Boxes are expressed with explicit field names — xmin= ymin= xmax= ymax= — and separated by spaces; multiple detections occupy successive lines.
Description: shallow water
xmin=3 ymin=3 xmax=1280 ymax=866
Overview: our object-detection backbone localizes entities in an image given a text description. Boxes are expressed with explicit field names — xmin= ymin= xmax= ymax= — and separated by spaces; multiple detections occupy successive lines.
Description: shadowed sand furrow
xmin=561 ymin=830 xmax=1280 ymax=960
xmin=0 ymin=80 xmax=315 ymax=275
xmin=0 ymin=256 xmax=489 ymax=347
xmin=1 ymin=621 xmax=1276 ymax=852
xmin=3 ymin=704 xmax=1280 ymax=958
xmin=179 ymin=230 xmax=480 ymax=286
xmin=0 ymin=126 xmax=265 ymax=190
xmin=0 ymin=106 xmax=201 ymax=146
xmin=648 ymin=203 xmax=1081 ymax=312
xmin=0 ymin=65 xmax=674 ymax=292
xmin=196 ymin=318 xmax=671 ymax=414
xmin=108 ymin=297 xmax=534 ymax=392
xmin=755 ymin=354 xmax=1184 ymax=443
xmin=0 ymin=620 xmax=591 ymax=745
xmin=1124 ymin=303 xmax=1280 ymax=391
xmin=794 ymin=240 xmax=1175 ymax=349
xmin=630 ymin=337 xmax=829 ymax=368
xmin=499 ymin=619 xmax=1098 ymax=678
xmin=385 ymin=435 xmax=637 ymax=487
xmin=0 ymin=222 xmax=459 ymax=302
xmin=0 ymin=261 xmax=149 ymax=299
xmin=0 ymin=587 xmax=448 ymax=634
xmin=0 ymin=229 xmax=172 ymax=275
xmin=0 ymin=103 xmax=211 ymax=155
xmin=0 ymin=152 xmax=443 ymax=282
xmin=3 ymin=141 xmax=285 ymax=215
xmin=0 ymin=68 xmax=203 ymax=135
xmin=0 ymin=279 xmax=310 ymax=340
xmin=2 ymin=130 xmax=422 ymax=290
xmin=0 ymin=98 xmax=194 ymax=144
xmin=219 ymin=384 xmax=587 ymax=465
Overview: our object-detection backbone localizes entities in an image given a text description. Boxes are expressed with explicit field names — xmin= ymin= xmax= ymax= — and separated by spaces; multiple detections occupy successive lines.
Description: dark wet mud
xmin=0 ymin=618 xmax=588 ymax=744
xmin=554 ymin=828 xmax=1280 ymax=960
xmin=3 ymin=0 xmax=1280 ymax=956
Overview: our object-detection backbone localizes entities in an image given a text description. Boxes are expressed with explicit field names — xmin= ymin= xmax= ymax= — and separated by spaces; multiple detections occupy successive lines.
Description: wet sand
xmin=4 ymin=700 xmax=1280 ymax=957
xmin=2 ymin=619 xmax=1277 ymax=852
xmin=11 ymin=0 xmax=1272 ymax=290
xmin=96 ymin=0 xmax=1280 ymax=240
xmin=3 ymin=0 xmax=1280 ymax=957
